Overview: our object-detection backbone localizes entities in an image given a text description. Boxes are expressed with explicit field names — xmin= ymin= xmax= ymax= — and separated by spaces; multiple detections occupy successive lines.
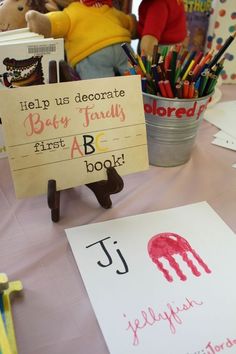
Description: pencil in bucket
xmin=121 ymin=32 xmax=236 ymax=166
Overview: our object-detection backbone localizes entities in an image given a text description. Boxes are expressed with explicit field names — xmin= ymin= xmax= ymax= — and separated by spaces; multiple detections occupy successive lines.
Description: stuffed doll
xmin=25 ymin=0 xmax=137 ymax=79
xmin=137 ymin=0 xmax=187 ymax=56
xmin=0 ymin=0 xmax=56 ymax=32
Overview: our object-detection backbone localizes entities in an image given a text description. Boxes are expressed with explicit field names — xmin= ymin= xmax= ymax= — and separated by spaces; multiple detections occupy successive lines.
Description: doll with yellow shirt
xmin=25 ymin=0 xmax=136 ymax=79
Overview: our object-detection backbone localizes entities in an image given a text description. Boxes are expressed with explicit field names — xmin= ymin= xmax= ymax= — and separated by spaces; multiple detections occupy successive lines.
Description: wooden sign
xmin=0 ymin=76 xmax=148 ymax=198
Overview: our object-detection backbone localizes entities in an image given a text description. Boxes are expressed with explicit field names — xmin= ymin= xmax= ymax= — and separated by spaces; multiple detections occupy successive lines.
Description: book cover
xmin=0 ymin=31 xmax=44 ymax=43
xmin=184 ymin=0 xmax=212 ymax=51
xmin=0 ymin=34 xmax=65 ymax=158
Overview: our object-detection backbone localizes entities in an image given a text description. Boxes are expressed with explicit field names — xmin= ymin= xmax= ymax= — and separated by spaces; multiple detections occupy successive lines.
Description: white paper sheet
xmin=214 ymin=130 xmax=236 ymax=141
xmin=65 ymin=202 xmax=236 ymax=354
xmin=204 ymin=100 xmax=236 ymax=139
xmin=212 ymin=130 xmax=236 ymax=151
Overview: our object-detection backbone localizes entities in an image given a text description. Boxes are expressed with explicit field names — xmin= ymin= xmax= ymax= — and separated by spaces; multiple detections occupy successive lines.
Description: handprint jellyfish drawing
xmin=147 ymin=232 xmax=211 ymax=282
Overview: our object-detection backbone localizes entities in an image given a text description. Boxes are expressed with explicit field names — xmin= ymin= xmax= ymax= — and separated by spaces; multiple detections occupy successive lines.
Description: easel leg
xmin=86 ymin=167 xmax=124 ymax=209
xmin=47 ymin=180 xmax=60 ymax=222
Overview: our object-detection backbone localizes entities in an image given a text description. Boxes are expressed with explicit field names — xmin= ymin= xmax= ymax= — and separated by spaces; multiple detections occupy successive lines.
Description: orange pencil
xmin=188 ymin=82 xmax=195 ymax=98
xmin=199 ymin=49 xmax=214 ymax=67
xmin=191 ymin=51 xmax=203 ymax=70
xmin=192 ymin=63 xmax=200 ymax=78
xmin=183 ymin=80 xmax=190 ymax=98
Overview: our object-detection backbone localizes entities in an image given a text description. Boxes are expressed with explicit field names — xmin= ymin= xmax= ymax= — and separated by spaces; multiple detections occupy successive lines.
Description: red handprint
xmin=148 ymin=232 xmax=211 ymax=282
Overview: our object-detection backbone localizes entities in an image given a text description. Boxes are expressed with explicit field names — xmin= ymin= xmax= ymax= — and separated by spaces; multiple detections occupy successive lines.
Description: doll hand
xmin=130 ymin=14 xmax=138 ymax=39
xmin=25 ymin=10 xmax=52 ymax=38
xmin=140 ymin=34 xmax=158 ymax=56
xmin=45 ymin=0 xmax=61 ymax=12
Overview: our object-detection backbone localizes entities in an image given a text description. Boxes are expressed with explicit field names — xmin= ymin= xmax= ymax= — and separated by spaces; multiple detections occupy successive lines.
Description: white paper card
xmin=204 ymin=100 xmax=236 ymax=139
xmin=214 ymin=130 xmax=236 ymax=141
xmin=212 ymin=137 xmax=236 ymax=151
xmin=212 ymin=131 xmax=236 ymax=151
xmin=65 ymin=202 xmax=236 ymax=354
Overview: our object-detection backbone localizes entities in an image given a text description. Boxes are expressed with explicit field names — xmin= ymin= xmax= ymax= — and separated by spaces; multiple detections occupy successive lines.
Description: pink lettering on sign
xmin=78 ymin=103 xmax=126 ymax=128
xmin=24 ymin=112 xmax=71 ymax=136
xmin=124 ymin=297 xmax=203 ymax=345
xmin=148 ymin=232 xmax=211 ymax=282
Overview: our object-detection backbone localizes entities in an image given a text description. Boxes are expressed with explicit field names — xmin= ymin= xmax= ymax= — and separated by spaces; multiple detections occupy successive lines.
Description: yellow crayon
xmin=0 ymin=274 xmax=23 ymax=354
xmin=0 ymin=309 xmax=12 ymax=354
xmin=136 ymin=54 xmax=147 ymax=75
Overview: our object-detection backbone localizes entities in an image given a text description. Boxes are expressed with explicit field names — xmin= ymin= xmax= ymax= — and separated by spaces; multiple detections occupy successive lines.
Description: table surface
xmin=0 ymin=84 xmax=235 ymax=354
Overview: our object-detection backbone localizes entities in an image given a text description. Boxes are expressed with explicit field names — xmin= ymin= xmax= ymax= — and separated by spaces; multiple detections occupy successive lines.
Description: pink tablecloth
xmin=0 ymin=84 xmax=235 ymax=354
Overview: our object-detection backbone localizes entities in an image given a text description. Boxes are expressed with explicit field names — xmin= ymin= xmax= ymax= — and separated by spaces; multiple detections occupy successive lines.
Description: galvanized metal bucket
xmin=143 ymin=92 xmax=212 ymax=167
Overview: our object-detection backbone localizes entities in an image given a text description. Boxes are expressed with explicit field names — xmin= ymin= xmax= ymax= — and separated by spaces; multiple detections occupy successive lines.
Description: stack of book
xmin=0 ymin=28 xmax=65 ymax=158
xmin=184 ymin=0 xmax=212 ymax=52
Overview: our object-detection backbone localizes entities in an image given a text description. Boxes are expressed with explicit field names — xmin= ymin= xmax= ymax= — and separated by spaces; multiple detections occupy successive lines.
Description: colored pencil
xmin=208 ymin=32 xmax=236 ymax=68
xmin=120 ymin=35 xmax=234 ymax=99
